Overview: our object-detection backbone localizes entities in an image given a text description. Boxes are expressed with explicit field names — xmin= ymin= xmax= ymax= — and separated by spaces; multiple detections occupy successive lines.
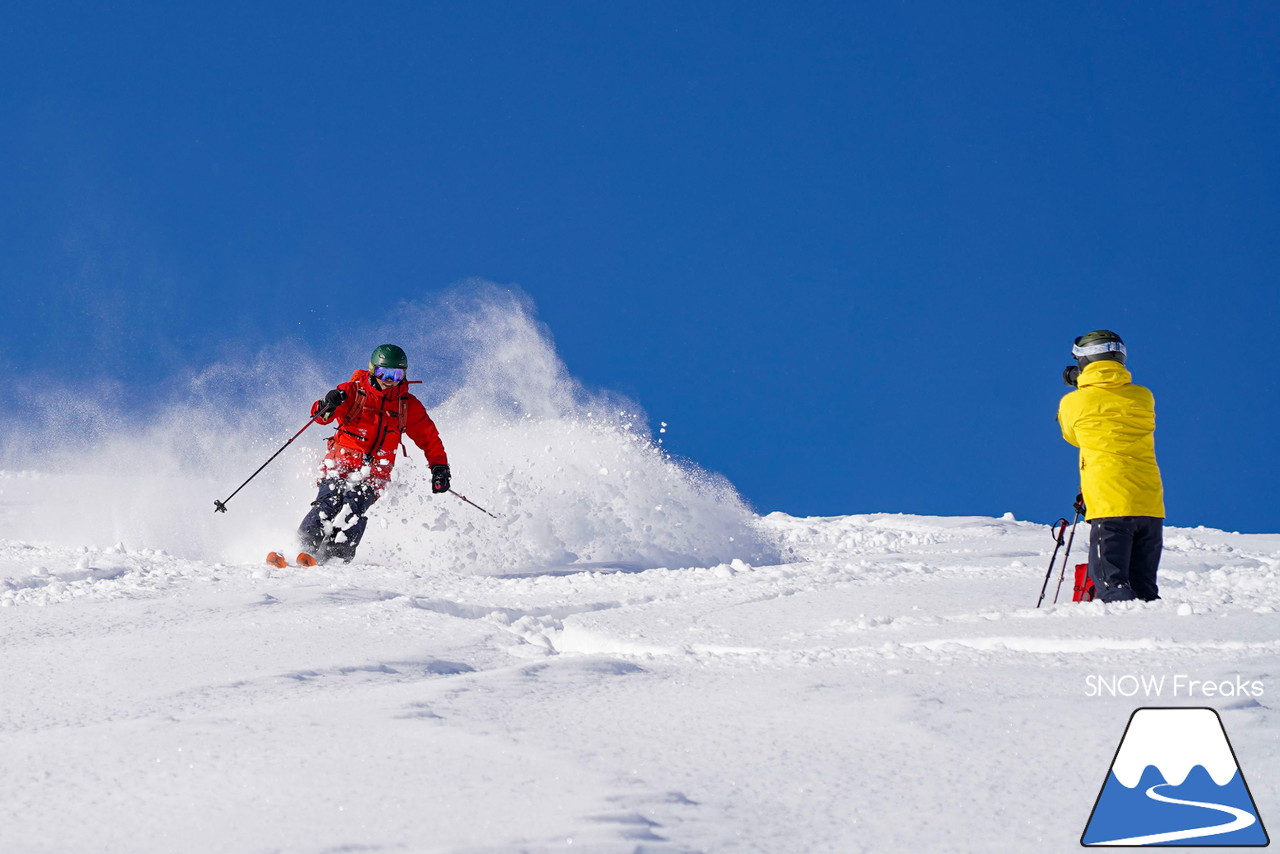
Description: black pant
xmin=1087 ymin=516 xmax=1163 ymax=602
xmin=298 ymin=478 xmax=380 ymax=563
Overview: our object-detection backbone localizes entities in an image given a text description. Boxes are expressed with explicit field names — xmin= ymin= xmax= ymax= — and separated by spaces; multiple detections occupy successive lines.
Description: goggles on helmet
xmin=1071 ymin=339 xmax=1126 ymax=360
xmin=372 ymin=366 xmax=406 ymax=384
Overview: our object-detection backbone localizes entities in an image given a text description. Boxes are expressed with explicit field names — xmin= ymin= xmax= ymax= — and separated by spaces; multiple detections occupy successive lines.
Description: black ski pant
xmin=1087 ymin=516 xmax=1163 ymax=602
xmin=298 ymin=477 xmax=380 ymax=563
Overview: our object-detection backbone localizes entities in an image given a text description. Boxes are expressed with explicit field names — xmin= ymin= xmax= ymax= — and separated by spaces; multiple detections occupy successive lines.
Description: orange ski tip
xmin=266 ymin=552 xmax=288 ymax=568
xmin=296 ymin=553 xmax=318 ymax=567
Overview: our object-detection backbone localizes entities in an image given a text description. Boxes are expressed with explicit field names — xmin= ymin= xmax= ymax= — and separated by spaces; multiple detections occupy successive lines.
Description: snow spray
xmin=0 ymin=283 xmax=778 ymax=572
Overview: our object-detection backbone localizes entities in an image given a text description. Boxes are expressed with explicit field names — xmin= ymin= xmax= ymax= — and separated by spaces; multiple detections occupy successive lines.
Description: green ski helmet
xmin=1072 ymin=330 xmax=1126 ymax=367
xmin=370 ymin=344 xmax=408 ymax=370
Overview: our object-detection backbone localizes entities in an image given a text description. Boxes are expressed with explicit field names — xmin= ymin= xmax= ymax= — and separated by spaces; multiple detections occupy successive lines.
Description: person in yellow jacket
xmin=1058 ymin=330 xmax=1165 ymax=602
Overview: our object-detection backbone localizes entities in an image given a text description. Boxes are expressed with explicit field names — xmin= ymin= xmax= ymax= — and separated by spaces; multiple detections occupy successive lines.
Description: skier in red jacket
xmin=292 ymin=344 xmax=450 ymax=565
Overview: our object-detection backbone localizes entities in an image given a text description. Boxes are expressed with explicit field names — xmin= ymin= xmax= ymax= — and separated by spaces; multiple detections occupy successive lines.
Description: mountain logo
xmin=1081 ymin=707 xmax=1270 ymax=847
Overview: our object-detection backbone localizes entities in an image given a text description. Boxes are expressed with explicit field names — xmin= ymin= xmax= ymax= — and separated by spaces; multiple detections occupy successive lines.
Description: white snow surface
xmin=2 ymin=500 xmax=1278 ymax=853
xmin=2 ymin=294 xmax=1277 ymax=851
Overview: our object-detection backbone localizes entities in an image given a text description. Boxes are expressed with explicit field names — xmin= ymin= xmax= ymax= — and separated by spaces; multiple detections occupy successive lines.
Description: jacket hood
xmin=1076 ymin=360 xmax=1133 ymax=389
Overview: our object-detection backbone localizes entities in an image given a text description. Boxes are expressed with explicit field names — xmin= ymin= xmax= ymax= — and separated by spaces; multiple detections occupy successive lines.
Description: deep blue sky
xmin=3 ymin=3 xmax=1277 ymax=531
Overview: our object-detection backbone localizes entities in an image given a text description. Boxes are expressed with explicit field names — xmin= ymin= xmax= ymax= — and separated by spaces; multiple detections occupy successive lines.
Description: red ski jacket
xmin=311 ymin=369 xmax=448 ymax=490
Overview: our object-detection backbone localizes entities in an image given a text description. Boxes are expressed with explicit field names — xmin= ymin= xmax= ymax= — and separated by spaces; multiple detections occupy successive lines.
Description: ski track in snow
xmin=2 ymin=511 xmax=1279 ymax=852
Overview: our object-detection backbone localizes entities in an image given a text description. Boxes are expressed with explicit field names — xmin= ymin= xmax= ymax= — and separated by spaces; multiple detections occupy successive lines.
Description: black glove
xmin=1063 ymin=365 xmax=1080 ymax=387
xmin=431 ymin=464 xmax=451 ymax=494
xmin=1074 ymin=493 xmax=1087 ymax=516
xmin=314 ymin=388 xmax=347 ymax=419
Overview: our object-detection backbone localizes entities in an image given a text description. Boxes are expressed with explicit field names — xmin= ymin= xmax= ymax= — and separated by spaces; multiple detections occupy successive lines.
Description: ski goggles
xmin=1071 ymin=339 xmax=1127 ymax=360
xmin=372 ymin=366 xmax=406 ymax=384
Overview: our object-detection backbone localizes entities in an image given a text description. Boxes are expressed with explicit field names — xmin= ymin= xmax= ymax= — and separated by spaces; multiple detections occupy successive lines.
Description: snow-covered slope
xmin=2 ymin=296 xmax=1275 ymax=851
xmin=2 ymin=506 xmax=1276 ymax=853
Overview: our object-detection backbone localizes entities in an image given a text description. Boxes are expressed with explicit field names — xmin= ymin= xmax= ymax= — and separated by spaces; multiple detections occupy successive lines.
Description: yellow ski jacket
xmin=1058 ymin=360 xmax=1165 ymax=520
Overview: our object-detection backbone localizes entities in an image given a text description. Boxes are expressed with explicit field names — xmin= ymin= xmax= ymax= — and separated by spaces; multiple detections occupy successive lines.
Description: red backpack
xmin=1072 ymin=563 xmax=1096 ymax=602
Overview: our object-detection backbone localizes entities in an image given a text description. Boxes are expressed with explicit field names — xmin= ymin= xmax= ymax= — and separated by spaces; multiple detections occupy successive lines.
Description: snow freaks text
xmin=1085 ymin=674 xmax=1265 ymax=699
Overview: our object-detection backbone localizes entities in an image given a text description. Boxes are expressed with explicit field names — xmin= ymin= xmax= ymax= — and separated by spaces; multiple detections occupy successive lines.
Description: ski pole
xmin=1051 ymin=495 xmax=1086 ymax=604
xmin=1036 ymin=518 xmax=1070 ymax=608
xmin=448 ymin=488 xmax=500 ymax=519
xmin=214 ymin=417 xmax=318 ymax=513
